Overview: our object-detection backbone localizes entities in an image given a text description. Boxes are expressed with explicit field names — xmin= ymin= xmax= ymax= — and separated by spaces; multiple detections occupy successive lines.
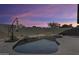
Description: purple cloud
xmin=0 ymin=4 xmax=77 ymax=27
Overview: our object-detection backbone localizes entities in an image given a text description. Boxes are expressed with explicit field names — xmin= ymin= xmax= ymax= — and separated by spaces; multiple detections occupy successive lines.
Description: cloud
xmin=19 ymin=18 xmax=48 ymax=27
xmin=17 ymin=4 xmax=77 ymax=19
xmin=0 ymin=4 xmax=77 ymax=27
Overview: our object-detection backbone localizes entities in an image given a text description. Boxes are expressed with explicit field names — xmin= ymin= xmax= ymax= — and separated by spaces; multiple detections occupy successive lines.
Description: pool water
xmin=14 ymin=39 xmax=59 ymax=54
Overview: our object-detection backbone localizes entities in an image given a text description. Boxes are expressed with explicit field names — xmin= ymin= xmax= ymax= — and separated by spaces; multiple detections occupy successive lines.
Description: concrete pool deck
xmin=54 ymin=36 xmax=79 ymax=55
xmin=0 ymin=36 xmax=79 ymax=55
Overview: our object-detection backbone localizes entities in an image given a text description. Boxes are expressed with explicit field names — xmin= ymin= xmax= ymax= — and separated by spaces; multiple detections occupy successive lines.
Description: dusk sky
xmin=0 ymin=4 xmax=77 ymax=27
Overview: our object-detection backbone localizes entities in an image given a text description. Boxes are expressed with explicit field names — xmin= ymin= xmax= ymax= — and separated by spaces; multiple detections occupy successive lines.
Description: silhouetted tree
xmin=32 ymin=26 xmax=37 ymax=28
xmin=69 ymin=24 xmax=73 ymax=27
xmin=61 ymin=24 xmax=73 ymax=28
xmin=48 ymin=22 xmax=60 ymax=28
xmin=76 ymin=25 xmax=79 ymax=28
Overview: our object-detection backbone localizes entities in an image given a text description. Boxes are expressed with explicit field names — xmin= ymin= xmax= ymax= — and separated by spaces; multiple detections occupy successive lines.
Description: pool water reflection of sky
xmin=15 ymin=39 xmax=58 ymax=54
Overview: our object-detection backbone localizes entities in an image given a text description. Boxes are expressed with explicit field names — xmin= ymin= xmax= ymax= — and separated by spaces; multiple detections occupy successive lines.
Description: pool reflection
xmin=14 ymin=39 xmax=59 ymax=54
